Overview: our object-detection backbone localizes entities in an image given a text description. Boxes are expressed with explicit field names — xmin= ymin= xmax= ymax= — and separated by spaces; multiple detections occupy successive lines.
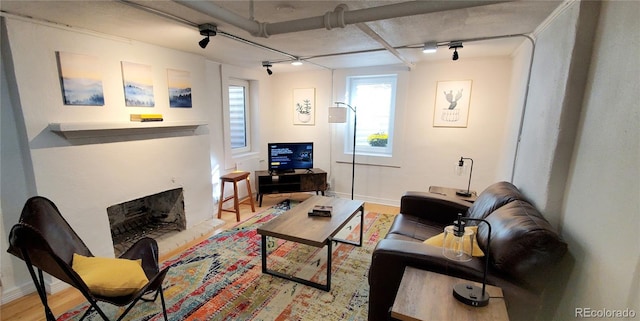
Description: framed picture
xmin=433 ymin=80 xmax=472 ymax=127
xmin=293 ymin=88 xmax=315 ymax=125
xmin=121 ymin=61 xmax=154 ymax=107
xmin=167 ymin=69 xmax=192 ymax=108
xmin=56 ymin=52 xmax=104 ymax=106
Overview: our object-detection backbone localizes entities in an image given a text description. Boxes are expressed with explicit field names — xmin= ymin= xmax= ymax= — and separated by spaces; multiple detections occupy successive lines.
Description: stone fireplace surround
xmin=106 ymin=187 xmax=225 ymax=257
xmin=107 ymin=188 xmax=187 ymax=256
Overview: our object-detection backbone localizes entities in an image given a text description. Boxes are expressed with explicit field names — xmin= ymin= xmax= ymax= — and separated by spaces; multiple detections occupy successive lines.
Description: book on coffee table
xmin=308 ymin=205 xmax=333 ymax=217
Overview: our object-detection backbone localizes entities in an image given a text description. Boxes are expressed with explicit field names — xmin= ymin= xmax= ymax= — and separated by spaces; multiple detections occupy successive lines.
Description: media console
xmin=255 ymin=168 xmax=327 ymax=206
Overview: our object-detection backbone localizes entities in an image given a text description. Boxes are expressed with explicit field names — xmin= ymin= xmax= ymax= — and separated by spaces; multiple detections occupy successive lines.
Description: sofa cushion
xmin=476 ymin=200 xmax=567 ymax=291
xmin=467 ymin=181 xmax=527 ymax=220
xmin=386 ymin=213 xmax=446 ymax=242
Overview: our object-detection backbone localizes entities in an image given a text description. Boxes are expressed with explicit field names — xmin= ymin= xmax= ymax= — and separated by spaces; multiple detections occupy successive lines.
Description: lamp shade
xmin=442 ymin=224 xmax=474 ymax=262
xmin=328 ymin=107 xmax=347 ymax=123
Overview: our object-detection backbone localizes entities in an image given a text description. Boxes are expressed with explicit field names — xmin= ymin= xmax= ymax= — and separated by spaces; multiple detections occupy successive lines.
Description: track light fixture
xmin=198 ymin=23 xmax=217 ymax=49
xmin=262 ymin=61 xmax=273 ymax=75
xmin=422 ymin=42 xmax=438 ymax=54
xmin=449 ymin=41 xmax=463 ymax=61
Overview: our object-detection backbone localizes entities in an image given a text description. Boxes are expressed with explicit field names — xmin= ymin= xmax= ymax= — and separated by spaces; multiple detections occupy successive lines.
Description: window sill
xmin=335 ymin=160 xmax=401 ymax=169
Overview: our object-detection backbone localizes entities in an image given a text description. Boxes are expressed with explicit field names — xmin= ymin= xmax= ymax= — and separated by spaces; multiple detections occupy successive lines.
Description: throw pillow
xmin=424 ymin=226 xmax=485 ymax=257
xmin=72 ymin=253 xmax=149 ymax=297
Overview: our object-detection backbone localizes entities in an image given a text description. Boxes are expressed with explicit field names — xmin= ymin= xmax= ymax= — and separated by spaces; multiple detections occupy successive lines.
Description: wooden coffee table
xmin=256 ymin=195 xmax=364 ymax=291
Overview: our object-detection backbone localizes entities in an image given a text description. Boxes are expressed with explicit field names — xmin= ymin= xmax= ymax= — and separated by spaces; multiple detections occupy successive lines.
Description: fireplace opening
xmin=107 ymin=188 xmax=186 ymax=256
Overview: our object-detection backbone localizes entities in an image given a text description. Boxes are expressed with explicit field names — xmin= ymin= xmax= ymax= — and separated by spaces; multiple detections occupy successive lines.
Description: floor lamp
xmin=329 ymin=102 xmax=356 ymax=200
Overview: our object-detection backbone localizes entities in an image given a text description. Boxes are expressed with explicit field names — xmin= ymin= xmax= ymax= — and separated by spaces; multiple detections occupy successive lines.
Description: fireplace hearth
xmin=107 ymin=188 xmax=186 ymax=256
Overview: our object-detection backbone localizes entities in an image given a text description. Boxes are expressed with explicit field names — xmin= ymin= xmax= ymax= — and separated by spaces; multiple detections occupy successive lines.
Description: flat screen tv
xmin=268 ymin=142 xmax=314 ymax=173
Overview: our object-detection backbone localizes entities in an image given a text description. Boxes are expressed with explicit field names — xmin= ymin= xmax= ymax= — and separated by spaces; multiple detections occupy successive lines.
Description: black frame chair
xmin=7 ymin=196 xmax=170 ymax=321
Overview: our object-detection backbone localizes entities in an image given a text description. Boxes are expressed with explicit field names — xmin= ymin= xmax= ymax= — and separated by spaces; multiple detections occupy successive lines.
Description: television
xmin=268 ymin=142 xmax=314 ymax=173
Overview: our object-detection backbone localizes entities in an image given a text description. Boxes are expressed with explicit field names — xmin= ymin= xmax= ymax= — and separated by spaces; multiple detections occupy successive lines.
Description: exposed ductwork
xmin=173 ymin=0 xmax=511 ymax=38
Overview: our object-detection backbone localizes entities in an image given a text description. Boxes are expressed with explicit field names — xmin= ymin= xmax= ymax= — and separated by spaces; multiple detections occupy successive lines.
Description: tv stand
xmin=256 ymin=168 xmax=327 ymax=206
xmin=269 ymin=168 xmax=295 ymax=175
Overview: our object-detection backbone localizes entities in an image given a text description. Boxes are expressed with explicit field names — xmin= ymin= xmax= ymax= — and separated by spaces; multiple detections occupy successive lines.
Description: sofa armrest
xmin=400 ymin=191 xmax=471 ymax=225
xmin=367 ymin=239 xmax=484 ymax=321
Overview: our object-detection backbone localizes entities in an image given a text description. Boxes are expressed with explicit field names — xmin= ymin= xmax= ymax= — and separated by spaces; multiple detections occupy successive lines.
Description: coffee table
xmin=256 ymin=195 xmax=364 ymax=291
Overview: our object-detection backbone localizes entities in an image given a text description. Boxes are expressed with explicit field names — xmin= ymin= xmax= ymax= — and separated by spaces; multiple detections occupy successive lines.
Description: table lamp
xmin=455 ymin=156 xmax=474 ymax=197
xmin=443 ymin=213 xmax=492 ymax=307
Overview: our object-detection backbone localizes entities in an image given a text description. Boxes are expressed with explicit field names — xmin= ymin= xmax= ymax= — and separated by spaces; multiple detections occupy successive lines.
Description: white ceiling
xmin=0 ymin=0 xmax=562 ymax=73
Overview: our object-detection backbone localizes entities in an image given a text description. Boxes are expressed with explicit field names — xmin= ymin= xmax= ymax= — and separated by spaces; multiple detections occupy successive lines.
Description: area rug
xmin=59 ymin=200 xmax=394 ymax=321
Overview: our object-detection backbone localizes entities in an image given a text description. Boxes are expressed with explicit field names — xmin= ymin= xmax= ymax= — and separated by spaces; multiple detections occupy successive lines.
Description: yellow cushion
xmin=424 ymin=226 xmax=485 ymax=257
xmin=72 ymin=253 xmax=149 ymax=297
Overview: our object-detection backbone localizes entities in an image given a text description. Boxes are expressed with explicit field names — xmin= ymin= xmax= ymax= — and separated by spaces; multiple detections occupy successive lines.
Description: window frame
xmin=227 ymin=78 xmax=251 ymax=155
xmin=345 ymin=74 xmax=398 ymax=157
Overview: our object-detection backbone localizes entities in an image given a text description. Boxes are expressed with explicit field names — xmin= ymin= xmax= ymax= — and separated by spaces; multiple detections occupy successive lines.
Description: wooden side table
xmin=429 ymin=185 xmax=478 ymax=203
xmin=391 ymin=267 xmax=509 ymax=321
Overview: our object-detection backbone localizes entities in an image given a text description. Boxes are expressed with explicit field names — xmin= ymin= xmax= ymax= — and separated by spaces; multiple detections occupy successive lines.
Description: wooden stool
xmin=218 ymin=171 xmax=256 ymax=222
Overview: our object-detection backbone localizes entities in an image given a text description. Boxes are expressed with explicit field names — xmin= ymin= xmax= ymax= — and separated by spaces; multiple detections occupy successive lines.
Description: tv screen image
xmin=268 ymin=142 xmax=313 ymax=173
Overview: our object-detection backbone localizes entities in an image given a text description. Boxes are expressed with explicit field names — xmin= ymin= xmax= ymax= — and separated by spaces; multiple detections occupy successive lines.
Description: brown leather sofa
xmin=368 ymin=182 xmax=567 ymax=321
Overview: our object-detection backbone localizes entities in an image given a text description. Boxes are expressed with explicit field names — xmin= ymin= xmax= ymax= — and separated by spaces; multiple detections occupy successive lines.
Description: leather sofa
xmin=368 ymin=181 xmax=567 ymax=321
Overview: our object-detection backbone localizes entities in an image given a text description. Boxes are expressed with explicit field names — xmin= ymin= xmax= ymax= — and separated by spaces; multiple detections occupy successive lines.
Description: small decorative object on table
xmin=308 ymin=205 xmax=333 ymax=217
xmin=130 ymin=114 xmax=163 ymax=122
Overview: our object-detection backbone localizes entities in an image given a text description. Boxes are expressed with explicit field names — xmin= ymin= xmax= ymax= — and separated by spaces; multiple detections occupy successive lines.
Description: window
xmin=228 ymin=79 xmax=251 ymax=153
xmin=346 ymin=74 xmax=397 ymax=156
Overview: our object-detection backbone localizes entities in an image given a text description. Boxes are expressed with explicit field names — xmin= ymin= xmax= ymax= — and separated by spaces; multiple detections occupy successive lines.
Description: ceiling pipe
xmin=173 ymin=0 xmax=264 ymax=36
xmin=173 ymin=0 xmax=511 ymax=38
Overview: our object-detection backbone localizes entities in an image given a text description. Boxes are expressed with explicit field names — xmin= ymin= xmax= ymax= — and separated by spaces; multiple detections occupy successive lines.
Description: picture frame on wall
xmin=121 ymin=61 xmax=154 ymax=107
xmin=433 ymin=80 xmax=472 ymax=127
xmin=167 ymin=69 xmax=192 ymax=108
xmin=293 ymin=88 xmax=315 ymax=125
xmin=56 ymin=52 xmax=104 ymax=106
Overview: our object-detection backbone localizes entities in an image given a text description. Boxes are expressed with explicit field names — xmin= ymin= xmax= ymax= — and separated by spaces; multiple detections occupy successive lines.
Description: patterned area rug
xmin=59 ymin=200 xmax=394 ymax=321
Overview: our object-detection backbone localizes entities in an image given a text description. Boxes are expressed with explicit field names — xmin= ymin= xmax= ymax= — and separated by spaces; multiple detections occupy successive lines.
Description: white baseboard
xmin=1 ymin=276 xmax=69 ymax=305
xmin=1 ymin=282 xmax=35 ymax=305
xmin=46 ymin=279 xmax=69 ymax=294
xmin=332 ymin=192 xmax=400 ymax=208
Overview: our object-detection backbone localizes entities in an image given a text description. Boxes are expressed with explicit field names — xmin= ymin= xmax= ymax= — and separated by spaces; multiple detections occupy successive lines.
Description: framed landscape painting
xmin=433 ymin=80 xmax=472 ymax=127
xmin=167 ymin=69 xmax=192 ymax=108
xmin=56 ymin=52 xmax=104 ymax=106
xmin=121 ymin=61 xmax=154 ymax=107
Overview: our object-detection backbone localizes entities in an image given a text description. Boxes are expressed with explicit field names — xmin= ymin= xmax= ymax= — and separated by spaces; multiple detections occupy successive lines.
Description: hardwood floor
xmin=0 ymin=193 xmax=399 ymax=321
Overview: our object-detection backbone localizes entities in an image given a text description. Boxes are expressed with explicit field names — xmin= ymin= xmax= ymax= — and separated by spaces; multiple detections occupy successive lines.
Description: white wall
xmin=265 ymin=59 xmax=516 ymax=205
xmin=496 ymin=38 xmax=534 ymax=182
xmin=513 ymin=0 xmax=600 ymax=228
xmin=214 ymin=63 xmax=272 ymax=201
xmin=325 ymin=59 xmax=515 ymax=204
xmin=554 ymin=0 xmax=640 ymax=318
xmin=0 ymin=34 xmax=36 ymax=299
xmin=263 ymin=69 xmax=334 ymax=179
xmin=0 ymin=17 xmax=219 ymax=301
xmin=509 ymin=1 xmax=640 ymax=319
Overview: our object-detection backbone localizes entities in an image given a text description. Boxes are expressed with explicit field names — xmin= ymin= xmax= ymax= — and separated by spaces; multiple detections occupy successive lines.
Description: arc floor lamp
xmin=329 ymin=102 xmax=356 ymax=200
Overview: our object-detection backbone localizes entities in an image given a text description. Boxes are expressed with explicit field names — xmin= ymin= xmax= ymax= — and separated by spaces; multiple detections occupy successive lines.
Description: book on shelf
xmin=308 ymin=205 xmax=333 ymax=217
xmin=130 ymin=114 xmax=163 ymax=122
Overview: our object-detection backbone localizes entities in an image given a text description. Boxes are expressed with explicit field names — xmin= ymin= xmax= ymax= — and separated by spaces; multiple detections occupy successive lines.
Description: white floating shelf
xmin=49 ymin=121 xmax=207 ymax=139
